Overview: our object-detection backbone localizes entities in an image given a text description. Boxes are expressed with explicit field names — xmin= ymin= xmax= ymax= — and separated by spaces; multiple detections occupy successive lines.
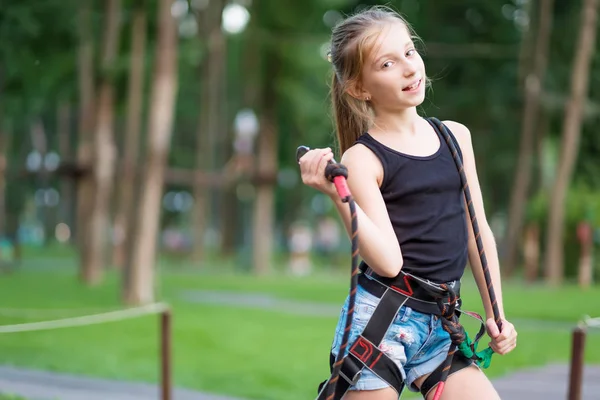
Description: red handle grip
xmin=333 ymin=176 xmax=351 ymax=199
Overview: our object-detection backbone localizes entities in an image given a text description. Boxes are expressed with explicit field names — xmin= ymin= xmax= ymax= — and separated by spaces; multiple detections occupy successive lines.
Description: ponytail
xmin=331 ymin=73 xmax=372 ymax=156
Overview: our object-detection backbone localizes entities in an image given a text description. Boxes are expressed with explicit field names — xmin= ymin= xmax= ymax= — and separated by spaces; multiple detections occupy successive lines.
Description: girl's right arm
xmin=299 ymin=146 xmax=403 ymax=278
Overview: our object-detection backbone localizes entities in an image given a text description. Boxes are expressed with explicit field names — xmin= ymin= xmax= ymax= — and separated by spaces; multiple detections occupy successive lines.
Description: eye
xmin=382 ymin=61 xmax=394 ymax=69
xmin=406 ymin=48 xmax=416 ymax=57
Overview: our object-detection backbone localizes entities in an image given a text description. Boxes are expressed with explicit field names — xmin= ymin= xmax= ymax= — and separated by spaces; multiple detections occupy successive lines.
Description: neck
xmin=371 ymin=107 xmax=420 ymax=136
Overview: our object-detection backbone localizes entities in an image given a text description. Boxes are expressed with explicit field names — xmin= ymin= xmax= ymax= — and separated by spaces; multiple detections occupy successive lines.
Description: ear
xmin=345 ymin=82 xmax=371 ymax=102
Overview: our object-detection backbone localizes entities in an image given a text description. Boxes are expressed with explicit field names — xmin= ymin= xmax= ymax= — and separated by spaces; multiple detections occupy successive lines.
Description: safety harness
xmin=315 ymin=268 xmax=491 ymax=400
xmin=297 ymin=117 xmax=502 ymax=400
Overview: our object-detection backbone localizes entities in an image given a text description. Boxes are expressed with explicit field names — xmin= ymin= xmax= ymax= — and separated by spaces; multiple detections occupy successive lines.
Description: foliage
xmin=0 ymin=0 xmax=599 ymax=270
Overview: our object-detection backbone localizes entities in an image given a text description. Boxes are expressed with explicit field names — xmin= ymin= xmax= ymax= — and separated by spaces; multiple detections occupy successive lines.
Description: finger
xmin=490 ymin=332 xmax=517 ymax=354
xmin=299 ymin=149 xmax=316 ymax=170
xmin=302 ymin=149 xmax=321 ymax=177
xmin=309 ymin=148 xmax=331 ymax=176
xmin=318 ymin=152 xmax=334 ymax=174
xmin=486 ymin=319 xmax=500 ymax=339
xmin=497 ymin=324 xmax=515 ymax=342
xmin=492 ymin=338 xmax=512 ymax=353
xmin=495 ymin=340 xmax=517 ymax=355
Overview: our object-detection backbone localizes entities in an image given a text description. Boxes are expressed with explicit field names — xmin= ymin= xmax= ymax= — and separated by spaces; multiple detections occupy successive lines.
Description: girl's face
xmin=358 ymin=21 xmax=426 ymax=112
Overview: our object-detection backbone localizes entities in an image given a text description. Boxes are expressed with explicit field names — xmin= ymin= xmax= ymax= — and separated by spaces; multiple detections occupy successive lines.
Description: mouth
xmin=402 ymin=79 xmax=422 ymax=92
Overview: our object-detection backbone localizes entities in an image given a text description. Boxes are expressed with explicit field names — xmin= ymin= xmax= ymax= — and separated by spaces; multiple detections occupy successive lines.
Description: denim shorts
xmin=330 ymin=281 xmax=458 ymax=393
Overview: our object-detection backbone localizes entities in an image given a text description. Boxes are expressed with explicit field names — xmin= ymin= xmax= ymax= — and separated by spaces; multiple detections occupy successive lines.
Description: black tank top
xmin=354 ymin=118 xmax=468 ymax=283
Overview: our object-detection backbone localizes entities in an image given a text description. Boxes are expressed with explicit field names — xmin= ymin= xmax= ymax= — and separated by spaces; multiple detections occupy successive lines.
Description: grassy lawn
xmin=0 ymin=249 xmax=599 ymax=400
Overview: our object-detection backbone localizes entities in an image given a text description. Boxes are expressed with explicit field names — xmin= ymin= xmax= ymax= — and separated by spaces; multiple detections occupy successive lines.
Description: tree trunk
xmin=76 ymin=0 xmax=96 ymax=272
xmin=82 ymin=0 xmax=122 ymax=285
xmin=57 ymin=102 xmax=73 ymax=236
xmin=113 ymin=0 xmax=147 ymax=270
xmin=503 ymin=0 xmax=554 ymax=275
xmin=517 ymin=0 xmax=536 ymax=89
xmin=523 ymin=222 xmax=540 ymax=283
xmin=534 ymin=106 xmax=550 ymax=189
xmin=192 ymin=0 xmax=227 ymax=263
xmin=577 ymin=222 xmax=593 ymax=288
xmin=219 ymin=181 xmax=238 ymax=255
xmin=125 ymin=0 xmax=178 ymax=305
xmin=544 ymin=0 xmax=599 ymax=285
xmin=252 ymin=48 xmax=279 ymax=275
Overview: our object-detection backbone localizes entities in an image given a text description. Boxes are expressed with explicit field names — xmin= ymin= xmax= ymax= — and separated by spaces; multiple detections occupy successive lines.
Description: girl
xmin=299 ymin=5 xmax=517 ymax=400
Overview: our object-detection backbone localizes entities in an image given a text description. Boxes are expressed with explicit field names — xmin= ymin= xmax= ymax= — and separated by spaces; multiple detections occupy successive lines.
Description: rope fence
xmin=567 ymin=315 xmax=599 ymax=400
xmin=0 ymin=306 xmax=131 ymax=319
xmin=0 ymin=303 xmax=173 ymax=400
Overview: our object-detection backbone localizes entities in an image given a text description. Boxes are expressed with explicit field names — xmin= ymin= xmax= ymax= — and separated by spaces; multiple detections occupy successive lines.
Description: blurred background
xmin=0 ymin=0 xmax=599 ymax=399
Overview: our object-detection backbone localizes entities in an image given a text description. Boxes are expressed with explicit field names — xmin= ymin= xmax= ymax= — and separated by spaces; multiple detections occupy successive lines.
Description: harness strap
xmin=419 ymin=352 xmax=473 ymax=398
xmin=317 ymin=348 xmax=405 ymax=400
xmin=316 ymin=288 xmax=409 ymax=400
xmin=359 ymin=270 xmax=460 ymax=316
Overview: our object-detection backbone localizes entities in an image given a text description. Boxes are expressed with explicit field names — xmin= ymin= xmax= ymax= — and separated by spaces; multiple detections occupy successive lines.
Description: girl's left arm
xmin=444 ymin=121 xmax=517 ymax=356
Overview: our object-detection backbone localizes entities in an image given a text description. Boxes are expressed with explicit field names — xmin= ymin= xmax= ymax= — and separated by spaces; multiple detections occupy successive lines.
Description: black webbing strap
xmin=358 ymin=270 xmax=461 ymax=316
xmin=316 ymin=289 xmax=409 ymax=400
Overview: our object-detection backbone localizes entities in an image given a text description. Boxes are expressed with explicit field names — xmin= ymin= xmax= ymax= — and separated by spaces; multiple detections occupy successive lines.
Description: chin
xmin=405 ymin=92 xmax=426 ymax=108
xmin=397 ymin=97 xmax=425 ymax=110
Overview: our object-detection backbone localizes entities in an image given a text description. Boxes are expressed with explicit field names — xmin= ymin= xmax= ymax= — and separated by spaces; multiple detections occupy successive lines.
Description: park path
xmin=0 ymin=365 xmax=243 ymax=400
xmin=1 ymin=363 xmax=600 ymax=399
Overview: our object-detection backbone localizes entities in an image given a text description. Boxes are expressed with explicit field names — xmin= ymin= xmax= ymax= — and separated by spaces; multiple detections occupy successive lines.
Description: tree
xmin=57 ymin=102 xmax=73 ymax=234
xmin=192 ymin=0 xmax=227 ymax=263
xmin=76 ymin=0 xmax=96 ymax=280
xmin=544 ymin=0 xmax=599 ymax=285
xmin=125 ymin=0 xmax=179 ymax=304
xmin=113 ymin=0 xmax=148 ymax=269
xmin=252 ymin=48 xmax=280 ymax=275
xmin=503 ymin=0 xmax=554 ymax=275
xmin=82 ymin=0 xmax=123 ymax=285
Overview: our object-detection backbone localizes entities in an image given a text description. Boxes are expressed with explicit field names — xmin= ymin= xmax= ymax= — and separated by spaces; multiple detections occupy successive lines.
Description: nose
xmin=402 ymin=58 xmax=418 ymax=77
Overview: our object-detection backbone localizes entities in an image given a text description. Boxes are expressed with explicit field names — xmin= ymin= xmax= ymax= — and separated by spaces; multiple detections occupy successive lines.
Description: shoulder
xmin=441 ymin=119 xmax=476 ymax=159
xmin=441 ymin=120 xmax=472 ymax=147
xmin=341 ymin=142 xmax=382 ymax=172
xmin=340 ymin=142 xmax=384 ymax=185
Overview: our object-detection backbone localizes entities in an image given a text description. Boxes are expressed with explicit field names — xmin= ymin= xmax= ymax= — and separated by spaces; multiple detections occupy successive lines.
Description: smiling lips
xmin=402 ymin=78 xmax=422 ymax=92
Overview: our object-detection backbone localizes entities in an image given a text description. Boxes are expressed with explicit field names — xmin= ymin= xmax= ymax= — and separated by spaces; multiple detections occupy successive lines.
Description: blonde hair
xmin=329 ymin=6 xmax=424 ymax=154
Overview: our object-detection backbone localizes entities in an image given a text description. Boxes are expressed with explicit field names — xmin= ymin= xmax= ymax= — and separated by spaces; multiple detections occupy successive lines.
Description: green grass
xmin=0 ymin=251 xmax=599 ymax=400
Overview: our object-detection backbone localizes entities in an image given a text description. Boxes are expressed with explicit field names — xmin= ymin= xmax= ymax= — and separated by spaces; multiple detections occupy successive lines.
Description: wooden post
xmin=567 ymin=325 xmax=586 ymax=400
xmin=160 ymin=308 xmax=172 ymax=400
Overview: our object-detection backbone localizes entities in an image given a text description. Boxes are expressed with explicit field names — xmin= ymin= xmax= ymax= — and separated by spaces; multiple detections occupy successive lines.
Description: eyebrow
xmin=372 ymin=40 xmax=415 ymax=65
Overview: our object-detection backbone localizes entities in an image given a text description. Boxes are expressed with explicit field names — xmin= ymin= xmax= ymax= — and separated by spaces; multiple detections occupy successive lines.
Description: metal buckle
xmin=340 ymin=369 xmax=362 ymax=385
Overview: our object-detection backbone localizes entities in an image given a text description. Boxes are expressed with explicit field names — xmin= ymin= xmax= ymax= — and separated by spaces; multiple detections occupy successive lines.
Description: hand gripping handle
xmin=296 ymin=145 xmax=351 ymax=200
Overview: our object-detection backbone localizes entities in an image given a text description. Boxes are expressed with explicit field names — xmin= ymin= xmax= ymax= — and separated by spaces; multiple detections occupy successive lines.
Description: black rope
xmin=430 ymin=118 xmax=503 ymax=400
xmin=322 ymin=162 xmax=358 ymax=400
xmin=295 ymin=147 xmax=358 ymax=400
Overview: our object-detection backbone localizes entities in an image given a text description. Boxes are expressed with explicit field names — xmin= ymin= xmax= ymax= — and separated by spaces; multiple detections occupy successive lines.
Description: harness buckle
xmin=340 ymin=368 xmax=362 ymax=385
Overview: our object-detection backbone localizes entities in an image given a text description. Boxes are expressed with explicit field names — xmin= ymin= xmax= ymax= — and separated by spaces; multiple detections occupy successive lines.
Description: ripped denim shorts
xmin=331 ymin=282 xmax=456 ymax=393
